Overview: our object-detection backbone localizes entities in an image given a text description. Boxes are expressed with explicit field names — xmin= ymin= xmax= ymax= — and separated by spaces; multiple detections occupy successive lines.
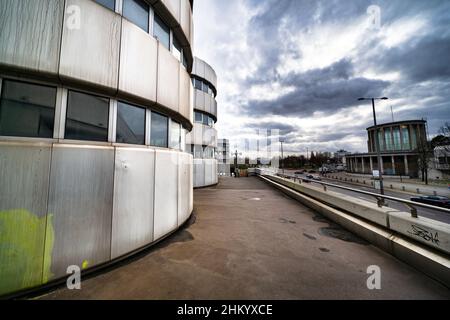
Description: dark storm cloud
xmin=244 ymin=59 xmax=390 ymax=117
xmin=238 ymin=0 xmax=450 ymax=142
xmin=378 ymin=36 xmax=450 ymax=83
xmin=246 ymin=121 xmax=296 ymax=135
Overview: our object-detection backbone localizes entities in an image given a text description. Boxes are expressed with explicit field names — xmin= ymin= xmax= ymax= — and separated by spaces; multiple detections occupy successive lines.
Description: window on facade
xmin=116 ymin=101 xmax=145 ymax=145
xmin=150 ymin=111 xmax=168 ymax=147
xmin=65 ymin=91 xmax=109 ymax=142
xmin=384 ymin=128 xmax=393 ymax=151
xmin=411 ymin=126 xmax=417 ymax=149
xmin=172 ymin=36 xmax=182 ymax=62
xmin=123 ymin=0 xmax=149 ymax=32
xmin=377 ymin=130 xmax=384 ymax=151
xmin=401 ymin=126 xmax=410 ymax=150
xmin=0 ymin=80 xmax=56 ymax=138
xmin=208 ymin=116 xmax=214 ymax=127
xmin=194 ymin=111 xmax=202 ymax=123
xmin=194 ymin=78 xmax=202 ymax=91
xmin=153 ymin=13 xmax=170 ymax=50
xmin=182 ymin=52 xmax=188 ymax=68
xmin=194 ymin=145 xmax=203 ymax=158
xmin=95 ymin=0 xmax=115 ymax=11
xmin=202 ymin=81 xmax=209 ymax=93
xmin=393 ymin=127 xmax=401 ymax=150
xmin=202 ymin=114 xmax=209 ymax=126
xmin=170 ymin=120 xmax=181 ymax=150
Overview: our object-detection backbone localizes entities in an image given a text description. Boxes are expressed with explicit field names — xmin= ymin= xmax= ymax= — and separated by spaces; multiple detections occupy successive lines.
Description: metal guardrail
xmin=273 ymin=173 xmax=450 ymax=218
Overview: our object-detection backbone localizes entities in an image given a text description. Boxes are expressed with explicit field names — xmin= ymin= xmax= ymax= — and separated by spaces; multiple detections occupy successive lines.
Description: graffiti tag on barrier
xmin=407 ymin=225 xmax=439 ymax=245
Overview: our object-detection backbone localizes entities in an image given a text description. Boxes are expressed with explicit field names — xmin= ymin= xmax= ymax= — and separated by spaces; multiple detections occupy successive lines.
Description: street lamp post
xmin=280 ymin=138 xmax=285 ymax=174
xmin=358 ymin=97 xmax=388 ymax=195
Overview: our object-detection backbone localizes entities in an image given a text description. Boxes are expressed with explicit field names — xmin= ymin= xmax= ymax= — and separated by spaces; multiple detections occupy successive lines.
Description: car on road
xmin=410 ymin=195 xmax=450 ymax=209
xmin=305 ymin=174 xmax=321 ymax=181
xmin=294 ymin=171 xmax=303 ymax=175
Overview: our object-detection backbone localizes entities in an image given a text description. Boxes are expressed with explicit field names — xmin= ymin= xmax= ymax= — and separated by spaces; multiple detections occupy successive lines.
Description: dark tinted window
xmin=153 ymin=14 xmax=170 ymax=49
xmin=65 ymin=91 xmax=109 ymax=142
xmin=194 ymin=111 xmax=202 ymax=123
xmin=194 ymin=78 xmax=202 ymax=90
xmin=95 ymin=0 xmax=115 ymax=11
xmin=0 ymin=80 xmax=56 ymax=138
xmin=202 ymin=81 xmax=209 ymax=93
xmin=202 ymin=114 xmax=208 ymax=125
xmin=116 ymin=101 xmax=145 ymax=145
xmin=150 ymin=111 xmax=168 ymax=147
xmin=123 ymin=0 xmax=149 ymax=32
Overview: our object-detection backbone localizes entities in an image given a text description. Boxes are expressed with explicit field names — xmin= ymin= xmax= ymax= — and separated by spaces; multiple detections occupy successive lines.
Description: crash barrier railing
xmin=275 ymin=173 xmax=450 ymax=219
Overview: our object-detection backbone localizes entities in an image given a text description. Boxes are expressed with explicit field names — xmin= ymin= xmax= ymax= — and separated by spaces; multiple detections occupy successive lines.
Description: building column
xmin=391 ymin=156 xmax=396 ymax=175
xmin=361 ymin=157 xmax=365 ymax=173
xmin=369 ymin=157 xmax=373 ymax=172
xmin=380 ymin=156 xmax=384 ymax=174
xmin=404 ymin=155 xmax=409 ymax=176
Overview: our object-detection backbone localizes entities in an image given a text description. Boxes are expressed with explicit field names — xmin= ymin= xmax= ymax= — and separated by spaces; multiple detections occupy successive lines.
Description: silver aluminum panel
xmin=0 ymin=0 xmax=64 ymax=74
xmin=193 ymin=58 xmax=205 ymax=79
xmin=157 ymin=43 xmax=180 ymax=113
xmin=194 ymin=89 xmax=205 ymax=112
xmin=178 ymin=152 xmax=192 ymax=226
xmin=59 ymin=0 xmax=121 ymax=90
xmin=204 ymin=91 xmax=212 ymax=114
xmin=161 ymin=0 xmax=181 ymax=21
xmin=180 ymin=0 xmax=190 ymax=45
xmin=193 ymin=159 xmax=204 ymax=188
xmin=46 ymin=145 xmax=114 ymax=279
xmin=153 ymin=150 xmax=178 ymax=240
xmin=204 ymin=160 xmax=213 ymax=186
xmin=119 ymin=20 xmax=158 ymax=102
xmin=0 ymin=142 xmax=52 ymax=295
xmin=179 ymin=65 xmax=191 ymax=122
xmin=111 ymin=148 xmax=155 ymax=259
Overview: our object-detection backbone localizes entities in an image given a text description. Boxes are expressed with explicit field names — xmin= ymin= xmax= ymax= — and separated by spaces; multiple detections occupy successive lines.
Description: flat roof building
xmin=346 ymin=120 xmax=427 ymax=177
xmin=217 ymin=138 xmax=231 ymax=176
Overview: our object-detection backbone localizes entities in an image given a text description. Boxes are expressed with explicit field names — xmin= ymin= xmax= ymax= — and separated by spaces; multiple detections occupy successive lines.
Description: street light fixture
xmin=357 ymin=97 xmax=388 ymax=195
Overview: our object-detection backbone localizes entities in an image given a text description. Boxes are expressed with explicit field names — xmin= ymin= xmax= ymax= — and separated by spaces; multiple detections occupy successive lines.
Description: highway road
xmin=282 ymin=171 xmax=450 ymax=224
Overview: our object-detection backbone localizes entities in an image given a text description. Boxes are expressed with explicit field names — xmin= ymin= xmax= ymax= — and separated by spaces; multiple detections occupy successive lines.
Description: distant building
xmin=346 ymin=120 xmax=427 ymax=177
xmin=335 ymin=150 xmax=351 ymax=164
xmin=217 ymin=138 xmax=231 ymax=176
xmin=186 ymin=57 xmax=219 ymax=187
xmin=428 ymin=145 xmax=450 ymax=180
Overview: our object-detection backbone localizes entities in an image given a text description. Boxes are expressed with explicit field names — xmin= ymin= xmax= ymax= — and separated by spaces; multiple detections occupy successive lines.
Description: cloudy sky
xmin=193 ymin=0 xmax=450 ymax=155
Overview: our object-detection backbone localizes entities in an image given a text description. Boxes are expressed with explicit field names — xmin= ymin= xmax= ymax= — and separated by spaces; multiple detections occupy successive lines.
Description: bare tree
xmin=439 ymin=122 xmax=450 ymax=152
xmin=416 ymin=138 xmax=431 ymax=185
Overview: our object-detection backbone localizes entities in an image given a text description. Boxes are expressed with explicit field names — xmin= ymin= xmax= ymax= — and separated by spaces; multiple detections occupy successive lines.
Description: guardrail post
xmin=404 ymin=203 xmax=418 ymax=218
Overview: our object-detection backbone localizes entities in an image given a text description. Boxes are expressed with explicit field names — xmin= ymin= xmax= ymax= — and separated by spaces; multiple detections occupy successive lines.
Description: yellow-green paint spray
xmin=0 ymin=209 xmax=54 ymax=295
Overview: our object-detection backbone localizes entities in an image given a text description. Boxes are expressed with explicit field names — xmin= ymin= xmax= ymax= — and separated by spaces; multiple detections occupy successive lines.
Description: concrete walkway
xmin=40 ymin=177 xmax=450 ymax=299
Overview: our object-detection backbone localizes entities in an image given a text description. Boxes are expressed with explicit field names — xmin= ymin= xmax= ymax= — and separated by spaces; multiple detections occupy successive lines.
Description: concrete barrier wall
xmin=326 ymin=174 xmax=450 ymax=197
xmin=259 ymin=175 xmax=450 ymax=287
xmin=263 ymin=174 xmax=450 ymax=255
xmin=0 ymin=141 xmax=193 ymax=296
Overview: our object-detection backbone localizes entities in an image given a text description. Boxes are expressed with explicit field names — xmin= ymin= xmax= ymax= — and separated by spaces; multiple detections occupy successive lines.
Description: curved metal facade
xmin=0 ymin=0 xmax=194 ymax=296
xmin=187 ymin=57 xmax=218 ymax=187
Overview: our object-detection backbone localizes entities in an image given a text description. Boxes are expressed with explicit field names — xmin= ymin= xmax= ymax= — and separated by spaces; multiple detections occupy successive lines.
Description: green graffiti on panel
xmin=0 ymin=209 xmax=54 ymax=295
